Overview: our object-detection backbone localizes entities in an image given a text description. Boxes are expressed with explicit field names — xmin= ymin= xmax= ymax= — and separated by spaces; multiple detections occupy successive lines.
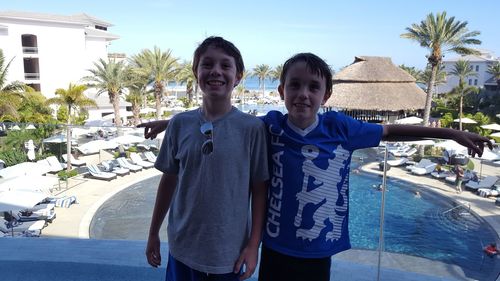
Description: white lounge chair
xmin=62 ymin=154 xmax=86 ymax=167
xmin=431 ymin=170 xmax=454 ymax=179
xmin=387 ymin=157 xmax=409 ymax=167
xmin=117 ymin=157 xmax=142 ymax=172
xmin=45 ymin=156 xmax=66 ymax=173
xmin=130 ymin=153 xmax=154 ymax=168
xmin=412 ymin=163 xmax=437 ymax=175
xmin=144 ymin=151 xmax=157 ymax=163
xmin=406 ymin=159 xmax=433 ymax=171
xmin=465 ymin=176 xmax=499 ymax=192
xmin=478 ymin=186 xmax=500 ymax=197
xmin=101 ymin=161 xmax=130 ymax=176
xmin=0 ymin=218 xmax=46 ymax=237
xmin=86 ymin=164 xmax=117 ymax=181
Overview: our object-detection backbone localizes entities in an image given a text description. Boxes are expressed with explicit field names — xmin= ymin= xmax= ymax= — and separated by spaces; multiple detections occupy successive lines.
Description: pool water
xmin=90 ymin=149 xmax=498 ymax=276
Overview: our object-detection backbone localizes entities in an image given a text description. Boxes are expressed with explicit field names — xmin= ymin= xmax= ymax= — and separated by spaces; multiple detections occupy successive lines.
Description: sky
xmin=3 ymin=0 xmax=499 ymax=71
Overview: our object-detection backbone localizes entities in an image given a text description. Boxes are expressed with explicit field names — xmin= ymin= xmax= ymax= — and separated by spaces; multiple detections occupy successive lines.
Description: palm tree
xmin=131 ymin=47 xmax=179 ymax=119
xmin=46 ymin=84 xmax=97 ymax=171
xmin=399 ymin=64 xmax=422 ymax=81
xmin=0 ymin=49 xmax=32 ymax=121
xmin=126 ymin=73 xmax=152 ymax=126
xmin=84 ymin=58 xmax=130 ymax=135
xmin=270 ymin=64 xmax=283 ymax=83
xmin=449 ymin=60 xmax=478 ymax=130
xmin=487 ymin=61 xmax=500 ymax=95
xmin=401 ymin=11 xmax=481 ymax=127
xmin=252 ymin=64 xmax=271 ymax=98
xmin=177 ymin=61 xmax=196 ymax=104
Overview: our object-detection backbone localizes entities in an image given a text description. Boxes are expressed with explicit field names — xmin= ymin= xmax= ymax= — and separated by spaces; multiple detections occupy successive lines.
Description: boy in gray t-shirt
xmin=145 ymin=37 xmax=269 ymax=281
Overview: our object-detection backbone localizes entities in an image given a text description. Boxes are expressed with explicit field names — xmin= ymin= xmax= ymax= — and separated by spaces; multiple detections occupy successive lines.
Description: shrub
xmin=0 ymin=149 xmax=27 ymax=166
xmin=57 ymin=169 xmax=78 ymax=180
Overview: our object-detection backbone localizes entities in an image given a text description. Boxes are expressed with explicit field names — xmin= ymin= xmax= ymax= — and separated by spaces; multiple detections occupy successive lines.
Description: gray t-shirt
xmin=155 ymin=107 xmax=269 ymax=274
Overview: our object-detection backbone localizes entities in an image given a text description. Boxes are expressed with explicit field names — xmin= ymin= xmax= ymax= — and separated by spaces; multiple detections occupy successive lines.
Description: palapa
xmin=324 ymin=56 xmax=426 ymax=111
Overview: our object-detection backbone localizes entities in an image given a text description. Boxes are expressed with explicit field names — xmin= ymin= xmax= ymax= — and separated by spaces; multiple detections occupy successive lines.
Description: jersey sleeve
xmin=154 ymin=117 xmax=180 ymax=174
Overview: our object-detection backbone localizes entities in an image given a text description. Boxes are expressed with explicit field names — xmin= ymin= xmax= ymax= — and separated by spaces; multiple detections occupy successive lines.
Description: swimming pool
xmin=90 ymin=149 xmax=499 ymax=279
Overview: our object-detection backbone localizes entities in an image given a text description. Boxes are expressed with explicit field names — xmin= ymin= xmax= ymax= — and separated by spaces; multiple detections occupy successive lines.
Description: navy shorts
xmin=258 ymin=246 xmax=331 ymax=281
xmin=166 ymin=253 xmax=241 ymax=281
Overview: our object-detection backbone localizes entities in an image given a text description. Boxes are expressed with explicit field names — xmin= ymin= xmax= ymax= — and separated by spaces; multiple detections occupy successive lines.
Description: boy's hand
xmin=452 ymin=130 xmax=493 ymax=157
xmin=137 ymin=120 xmax=169 ymax=140
xmin=145 ymin=233 xmax=162 ymax=268
xmin=233 ymin=245 xmax=258 ymax=280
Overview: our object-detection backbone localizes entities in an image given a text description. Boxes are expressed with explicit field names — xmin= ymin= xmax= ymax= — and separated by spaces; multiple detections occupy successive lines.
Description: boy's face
xmin=196 ymin=46 xmax=242 ymax=100
xmin=278 ymin=61 xmax=330 ymax=129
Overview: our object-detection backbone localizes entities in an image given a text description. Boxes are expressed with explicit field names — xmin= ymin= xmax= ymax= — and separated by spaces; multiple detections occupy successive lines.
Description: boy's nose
xmin=209 ymin=65 xmax=222 ymax=76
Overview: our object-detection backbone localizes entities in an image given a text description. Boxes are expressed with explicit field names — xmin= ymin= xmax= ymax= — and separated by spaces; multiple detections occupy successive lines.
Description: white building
xmin=438 ymin=50 xmax=499 ymax=94
xmin=0 ymin=10 xmax=131 ymax=123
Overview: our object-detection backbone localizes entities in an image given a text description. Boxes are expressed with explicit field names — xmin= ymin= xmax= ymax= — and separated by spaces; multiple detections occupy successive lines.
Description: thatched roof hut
xmin=324 ymin=56 xmax=426 ymax=122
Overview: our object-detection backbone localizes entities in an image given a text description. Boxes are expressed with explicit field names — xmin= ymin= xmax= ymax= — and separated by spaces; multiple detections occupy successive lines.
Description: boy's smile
xmin=279 ymin=61 xmax=329 ymax=129
xmin=197 ymin=46 xmax=241 ymax=100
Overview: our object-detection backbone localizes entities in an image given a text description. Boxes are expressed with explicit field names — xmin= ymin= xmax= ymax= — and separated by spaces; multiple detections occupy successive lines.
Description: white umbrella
xmin=77 ymin=139 xmax=118 ymax=154
xmin=110 ymin=134 xmax=145 ymax=145
xmin=0 ymin=175 xmax=57 ymax=195
xmin=25 ymin=124 xmax=36 ymax=130
xmin=0 ymin=162 xmax=51 ymax=180
xmin=10 ymin=125 xmax=20 ymax=131
xmin=0 ymin=190 xmax=47 ymax=212
xmin=453 ymin=117 xmax=477 ymax=124
xmin=26 ymin=139 xmax=35 ymax=161
xmin=491 ymin=132 xmax=500 ymax=138
xmin=434 ymin=140 xmax=468 ymax=155
xmin=479 ymin=149 xmax=500 ymax=161
xmin=395 ymin=116 xmax=423 ymax=125
xmin=482 ymin=124 xmax=500 ymax=131
xmin=43 ymin=134 xmax=67 ymax=144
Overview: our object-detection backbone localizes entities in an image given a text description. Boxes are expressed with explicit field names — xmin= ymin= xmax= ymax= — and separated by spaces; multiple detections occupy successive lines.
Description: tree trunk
xmin=111 ymin=93 xmax=123 ymax=136
xmin=132 ymin=104 xmax=140 ymax=126
xmin=155 ymin=82 xmax=162 ymax=120
xmin=420 ymin=63 xmax=438 ymax=157
xmin=459 ymin=95 xmax=463 ymax=131
xmin=66 ymin=107 xmax=72 ymax=172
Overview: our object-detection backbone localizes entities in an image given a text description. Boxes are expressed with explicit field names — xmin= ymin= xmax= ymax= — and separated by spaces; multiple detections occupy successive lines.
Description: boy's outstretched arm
xmin=234 ymin=180 xmax=268 ymax=280
xmin=137 ymin=120 xmax=169 ymax=140
xmin=382 ymin=124 xmax=493 ymax=157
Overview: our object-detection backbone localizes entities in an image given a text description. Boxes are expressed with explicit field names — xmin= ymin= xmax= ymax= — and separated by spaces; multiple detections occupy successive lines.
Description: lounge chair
xmin=144 ymin=151 xmax=157 ymax=163
xmin=117 ymin=157 xmax=142 ymax=172
xmin=62 ymin=154 xmax=86 ymax=167
xmin=431 ymin=170 xmax=454 ymax=179
xmin=54 ymin=196 xmax=77 ymax=208
xmin=14 ymin=203 xmax=56 ymax=222
xmin=45 ymin=156 xmax=66 ymax=173
xmin=86 ymin=164 xmax=117 ymax=181
xmin=387 ymin=157 xmax=409 ymax=167
xmin=465 ymin=176 xmax=499 ymax=192
xmin=0 ymin=218 xmax=46 ymax=237
xmin=101 ymin=160 xmax=130 ymax=176
xmin=412 ymin=163 xmax=437 ymax=175
xmin=406 ymin=159 xmax=433 ymax=171
xmin=130 ymin=153 xmax=154 ymax=168
xmin=478 ymin=186 xmax=500 ymax=197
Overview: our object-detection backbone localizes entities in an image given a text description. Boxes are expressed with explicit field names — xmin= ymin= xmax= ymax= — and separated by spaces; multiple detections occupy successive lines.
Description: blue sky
xmin=3 ymin=0 xmax=499 ymax=71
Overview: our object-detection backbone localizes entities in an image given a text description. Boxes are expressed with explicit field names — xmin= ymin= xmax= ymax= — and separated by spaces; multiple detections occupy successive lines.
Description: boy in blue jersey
xmin=139 ymin=53 xmax=491 ymax=281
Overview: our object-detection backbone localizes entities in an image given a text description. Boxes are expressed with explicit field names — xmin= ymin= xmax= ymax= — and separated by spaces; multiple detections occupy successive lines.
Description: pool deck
xmin=1 ymin=154 xmax=499 ymax=280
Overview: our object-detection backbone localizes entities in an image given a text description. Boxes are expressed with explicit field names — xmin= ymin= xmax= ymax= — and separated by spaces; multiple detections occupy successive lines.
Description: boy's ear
xmin=321 ymin=91 xmax=332 ymax=105
xmin=234 ymin=73 xmax=243 ymax=87
xmin=278 ymin=85 xmax=285 ymax=100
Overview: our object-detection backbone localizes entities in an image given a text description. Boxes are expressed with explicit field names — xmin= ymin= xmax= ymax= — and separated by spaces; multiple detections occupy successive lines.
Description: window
xmin=474 ymin=79 xmax=478 ymax=85
xmin=476 ymin=65 xmax=479 ymax=71
xmin=469 ymin=79 xmax=472 ymax=85
xmin=21 ymin=34 xmax=38 ymax=54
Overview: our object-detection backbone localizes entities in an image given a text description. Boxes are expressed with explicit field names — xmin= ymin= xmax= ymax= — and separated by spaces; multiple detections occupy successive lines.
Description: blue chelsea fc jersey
xmin=260 ymin=110 xmax=382 ymax=258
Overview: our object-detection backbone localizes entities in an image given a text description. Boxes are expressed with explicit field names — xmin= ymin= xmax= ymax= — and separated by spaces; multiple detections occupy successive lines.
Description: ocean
xmin=167 ymin=76 xmax=279 ymax=93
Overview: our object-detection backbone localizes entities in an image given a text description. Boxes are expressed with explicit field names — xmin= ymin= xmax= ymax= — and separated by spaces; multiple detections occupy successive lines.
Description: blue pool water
xmin=90 ymin=149 xmax=498 ymax=276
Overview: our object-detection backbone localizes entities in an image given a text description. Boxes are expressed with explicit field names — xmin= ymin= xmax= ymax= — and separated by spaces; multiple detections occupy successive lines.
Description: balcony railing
xmin=24 ymin=73 xmax=40 ymax=80
xmin=22 ymin=46 xmax=38 ymax=54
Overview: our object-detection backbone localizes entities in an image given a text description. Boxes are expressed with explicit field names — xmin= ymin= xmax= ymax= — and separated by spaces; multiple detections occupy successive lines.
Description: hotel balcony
xmin=24 ymin=72 xmax=40 ymax=80
xmin=22 ymin=46 xmax=38 ymax=54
